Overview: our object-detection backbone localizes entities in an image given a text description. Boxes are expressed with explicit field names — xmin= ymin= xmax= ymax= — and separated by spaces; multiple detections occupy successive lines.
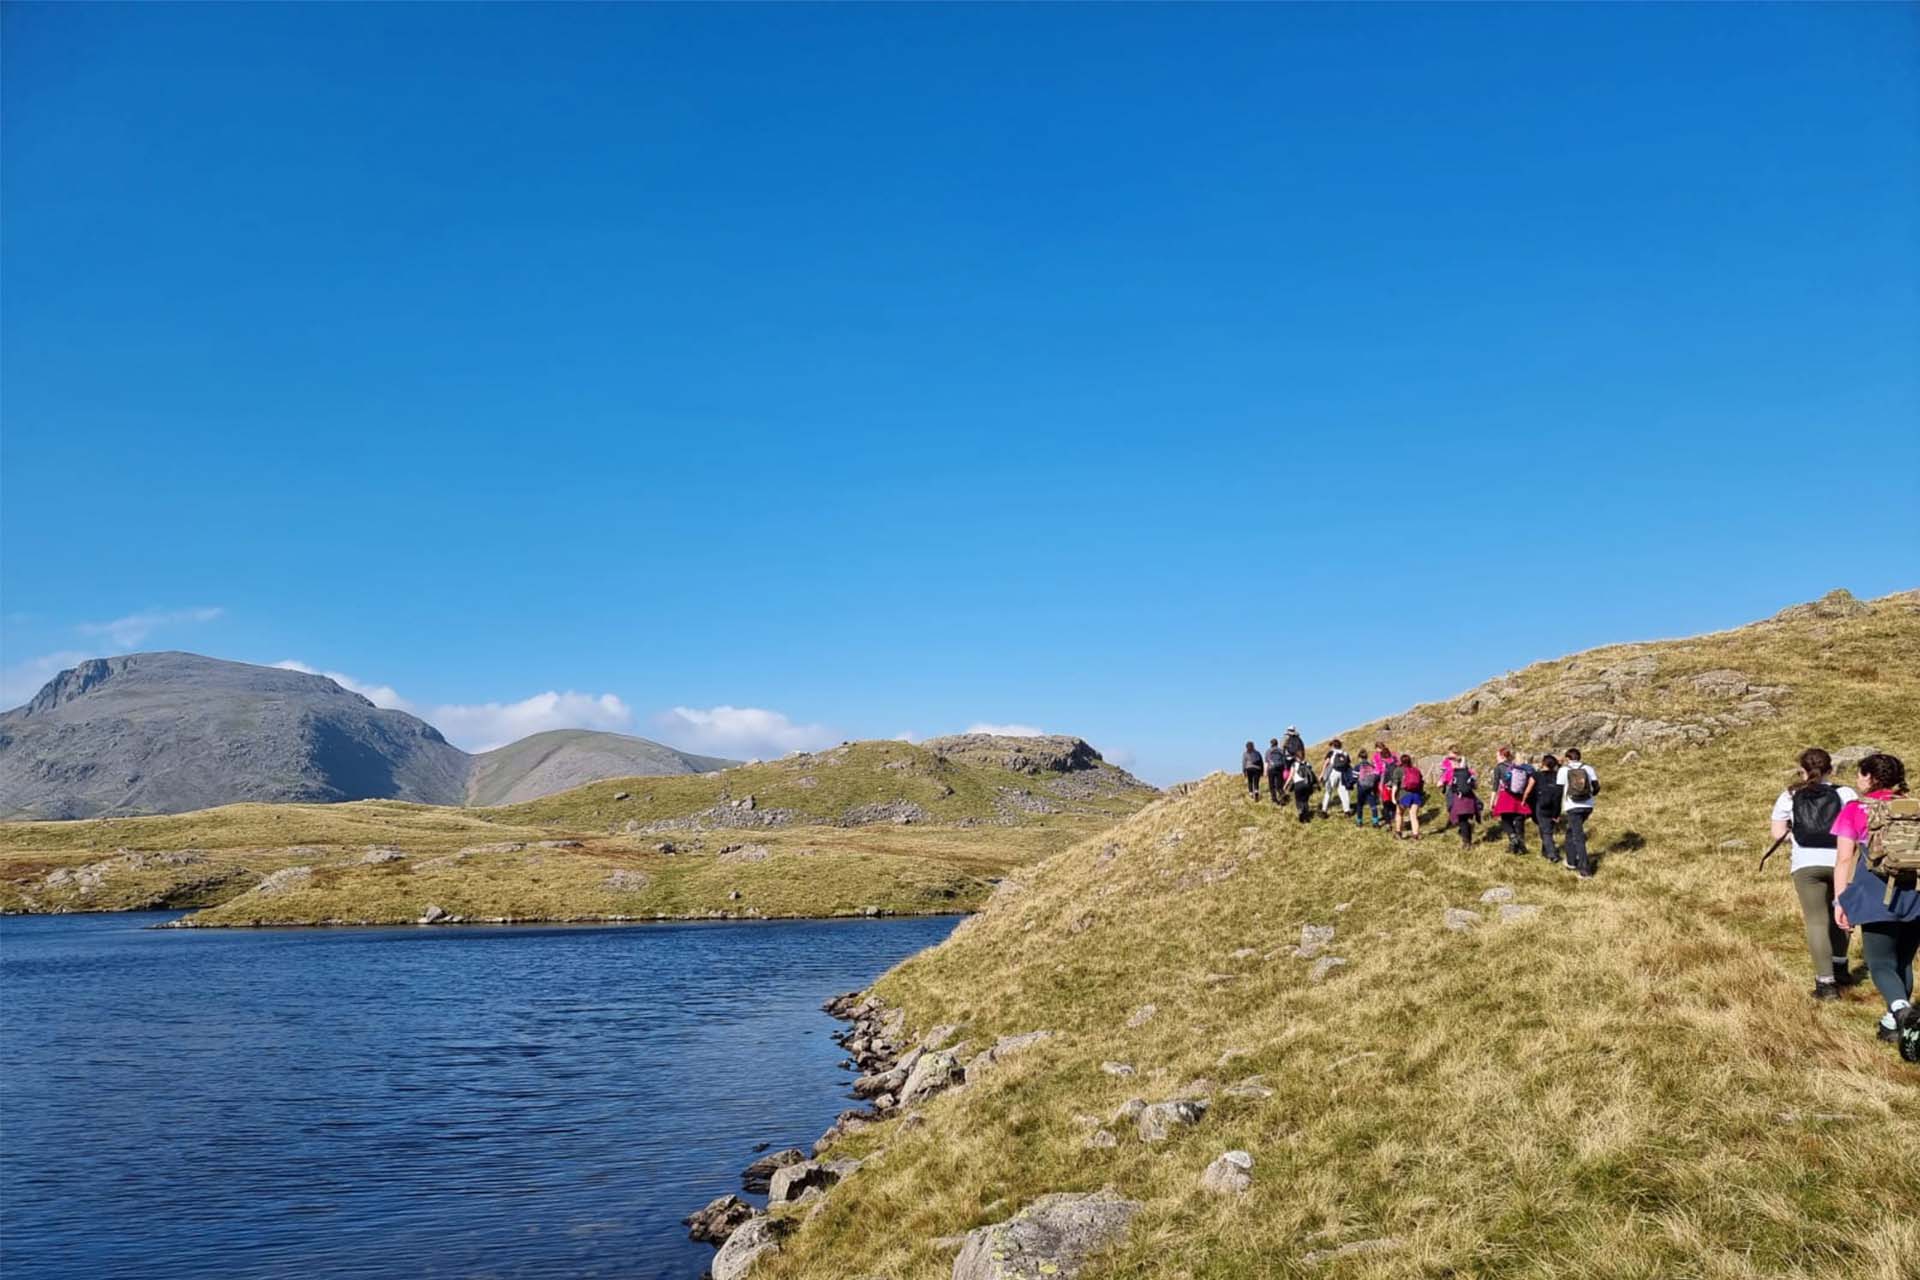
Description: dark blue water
xmin=0 ymin=912 xmax=956 ymax=1280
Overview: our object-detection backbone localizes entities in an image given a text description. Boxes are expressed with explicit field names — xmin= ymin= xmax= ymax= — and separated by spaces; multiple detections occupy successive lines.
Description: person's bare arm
xmin=1833 ymin=836 xmax=1856 ymax=929
xmin=1771 ymin=817 xmax=1790 ymax=842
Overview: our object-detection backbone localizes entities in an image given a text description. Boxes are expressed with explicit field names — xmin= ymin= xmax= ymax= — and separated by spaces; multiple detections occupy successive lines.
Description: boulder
xmin=1224 ymin=1075 xmax=1274 ymax=1100
xmin=419 ymin=904 xmax=449 ymax=925
xmin=966 ymin=1031 xmax=1055 ymax=1079
xmin=1199 ymin=1150 xmax=1254 ymax=1195
xmin=712 ymin=1215 xmax=788 ymax=1280
xmin=1307 ymin=956 xmax=1347 ymax=983
xmin=899 ymin=1050 xmax=964 ymax=1106
xmin=740 ymin=1148 xmax=807 ymax=1194
xmin=1293 ymin=923 xmax=1336 ymax=960
xmin=360 ymin=847 xmax=407 ymax=864
xmin=1479 ymin=885 xmax=1515 ymax=904
xmin=1137 ymin=1098 xmax=1209 ymax=1143
xmin=1100 ymin=1061 xmax=1135 ymax=1078
xmin=683 ymin=1194 xmax=756 ymax=1243
xmin=1125 ymin=1004 xmax=1157 ymax=1029
xmin=1831 ymin=745 xmax=1879 ymax=775
xmin=1083 ymin=1128 xmax=1118 ymax=1150
xmin=768 ymin=1158 xmax=860 ymax=1203
xmin=951 ymin=1189 xmax=1143 ymax=1280
xmin=1113 ymin=1098 xmax=1147 ymax=1124
xmin=1442 ymin=908 xmax=1480 ymax=932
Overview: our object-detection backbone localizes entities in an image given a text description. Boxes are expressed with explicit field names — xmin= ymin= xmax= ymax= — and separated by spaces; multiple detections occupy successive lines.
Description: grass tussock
xmin=751 ymin=590 xmax=1920 ymax=1279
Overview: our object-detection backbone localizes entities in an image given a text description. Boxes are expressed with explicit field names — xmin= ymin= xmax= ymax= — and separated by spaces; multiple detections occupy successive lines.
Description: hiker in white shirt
xmin=1555 ymin=749 xmax=1600 ymax=878
xmin=1321 ymin=739 xmax=1354 ymax=816
xmin=1769 ymin=747 xmax=1858 ymax=1000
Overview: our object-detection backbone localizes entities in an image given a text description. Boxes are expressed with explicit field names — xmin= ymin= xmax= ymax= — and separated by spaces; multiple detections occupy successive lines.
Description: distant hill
xmin=464 ymin=729 xmax=735 ymax=807
xmin=0 ymin=653 xmax=734 ymax=820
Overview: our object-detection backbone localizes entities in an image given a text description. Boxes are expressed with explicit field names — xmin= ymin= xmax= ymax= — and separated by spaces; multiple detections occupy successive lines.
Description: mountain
xmin=464 ymin=729 xmax=736 ymax=806
xmin=715 ymin=589 xmax=1919 ymax=1279
xmin=0 ymin=653 xmax=733 ymax=820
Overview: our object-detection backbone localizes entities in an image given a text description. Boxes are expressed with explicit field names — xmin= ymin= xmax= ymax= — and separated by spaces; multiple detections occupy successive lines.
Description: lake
xmin=0 ymin=911 xmax=958 ymax=1279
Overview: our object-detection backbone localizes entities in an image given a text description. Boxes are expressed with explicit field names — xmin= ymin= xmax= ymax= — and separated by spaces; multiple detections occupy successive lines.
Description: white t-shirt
xmin=1556 ymin=764 xmax=1598 ymax=811
xmin=1770 ymin=784 xmax=1859 ymax=873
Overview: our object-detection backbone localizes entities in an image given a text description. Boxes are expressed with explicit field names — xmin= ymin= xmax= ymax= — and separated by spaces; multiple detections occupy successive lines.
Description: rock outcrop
xmin=951 ymin=1189 xmax=1142 ymax=1280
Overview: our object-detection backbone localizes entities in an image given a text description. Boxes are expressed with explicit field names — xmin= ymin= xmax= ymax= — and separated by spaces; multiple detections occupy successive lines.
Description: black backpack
xmin=1331 ymin=749 xmax=1350 ymax=771
xmin=1789 ymin=784 xmax=1842 ymax=850
xmin=1451 ymin=770 xmax=1477 ymax=798
xmin=1291 ymin=763 xmax=1316 ymax=793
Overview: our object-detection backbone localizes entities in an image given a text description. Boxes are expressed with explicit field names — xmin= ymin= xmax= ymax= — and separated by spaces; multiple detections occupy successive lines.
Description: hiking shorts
xmin=1398 ymin=790 xmax=1423 ymax=809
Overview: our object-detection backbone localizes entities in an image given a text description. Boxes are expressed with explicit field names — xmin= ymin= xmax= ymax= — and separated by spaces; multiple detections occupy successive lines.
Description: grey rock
xmin=255 ymin=866 xmax=314 ymax=896
xmin=1499 ymin=903 xmax=1543 ymax=924
xmin=1307 ymin=956 xmax=1348 ymax=983
xmin=1830 ymin=745 xmax=1879 ymax=775
xmin=1293 ymin=923 xmax=1336 ymax=959
xmin=1479 ymin=886 xmax=1515 ymax=904
xmin=419 ymin=904 xmax=449 ymax=924
xmin=1099 ymin=1061 xmax=1135 ymax=1078
xmin=967 ymin=1030 xmax=1055 ymax=1079
xmin=360 ymin=847 xmax=407 ymax=864
xmin=841 ymin=800 xmax=932 ymax=827
xmin=740 ymin=1148 xmax=807 ymax=1194
xmin=1113 ymin=1098 xmax=1147 ymax=1123
xmin=1083 ymin=1128 xmax=1118 ymax=1149
xmin=718 ymin=843 xmax=772 ymax=863
xmin=1198 ymin=1150 xmax=1254 ymax=1195
xmin=684 ymin=1193 xmax=756 ymax=1243
xmin=767 ymin=1158 xmax=859 ymax=1203
xmin=711 ymin=1215 xmax=788 ymax=1280
xmin=951 ymin=1189 xmax=1143 ymax=1280
xmin=899 ymin=1050 xmax=964 ymax=1106
xmin=1137 ymin=1098 xmax=1209 ymax=1143
xmin=1443 ymin=907 xmax=1481 ymax=932
xmin=1125 ymin=1004 xmax=1157 ymax=1029
xmin=1224 ymin=1076 xmax=1274 ymax=1100
xmin=612 ymin=791 xmax=630 ymax=801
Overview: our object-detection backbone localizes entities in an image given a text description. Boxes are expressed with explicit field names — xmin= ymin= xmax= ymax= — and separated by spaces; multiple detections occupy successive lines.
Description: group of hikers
xmin=1769 ymin=748 xmax=1919 ymax=1058
xmin=1237 ymin=734 xmax=1920 ymax=1059
xmin=1239 ymin=731 xmax=1604 ymax=876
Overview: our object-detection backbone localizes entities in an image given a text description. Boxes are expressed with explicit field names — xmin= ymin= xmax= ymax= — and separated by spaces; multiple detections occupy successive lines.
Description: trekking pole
xmin=1756 ymin=832 xmax=1790 ymax=872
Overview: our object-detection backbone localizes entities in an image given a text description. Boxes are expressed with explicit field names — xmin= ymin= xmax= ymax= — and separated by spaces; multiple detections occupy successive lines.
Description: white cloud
xmin=893 ymin=730 xmax=920 ymax=743
xmin=272 ymin=661 xmax=416 ymax=713
xmin=78 ymin=606 xmax=224 ymax=649
xmin=966 ymin=721 xmax=1045 ymax=738
xmin=274 ymin=660 xmax=632 ymax=752
xmin=1102 ymin=745 xmax=1138 ymax=769
xmin=653 ymin=705 xmax=838 ymax=759
xmin=0 ymin=649 xmax=92 ymax=709
xmin=434 ymin=692 xmax=634 ymax=753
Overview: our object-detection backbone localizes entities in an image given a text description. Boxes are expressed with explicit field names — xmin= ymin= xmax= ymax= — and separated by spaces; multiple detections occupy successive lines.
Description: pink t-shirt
xmin=1831 ymin=789 xmax=1897 ymax=846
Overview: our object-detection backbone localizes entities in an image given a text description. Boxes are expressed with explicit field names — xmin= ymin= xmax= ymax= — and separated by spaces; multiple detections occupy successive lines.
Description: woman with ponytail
xmin=1832 ymin=753 xmax=1920 ymax=1050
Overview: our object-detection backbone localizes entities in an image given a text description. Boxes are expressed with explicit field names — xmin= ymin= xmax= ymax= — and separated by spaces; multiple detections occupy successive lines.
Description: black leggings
xmin=1456 ymin=816 xmax=1475 ymax=847
xmin=1862 ymin=921 xmax=1920 ymax=1011
xmin=1501 ymin=813 xmax=1528 ymax=852
xmin=1244 ymin=767 xmax=1262 ymax=797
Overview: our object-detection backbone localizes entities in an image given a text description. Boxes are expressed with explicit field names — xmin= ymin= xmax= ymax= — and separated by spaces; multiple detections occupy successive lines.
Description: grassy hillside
xmin=0 ymin=738 xmax=1155 ymax=925
xmin=741 ymin=590 xmax=1919 ymax=1280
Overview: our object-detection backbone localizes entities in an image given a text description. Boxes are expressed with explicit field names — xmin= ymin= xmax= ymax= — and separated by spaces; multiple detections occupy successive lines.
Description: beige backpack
xmin=1862 ymin=797 xmax=1920 ymax=905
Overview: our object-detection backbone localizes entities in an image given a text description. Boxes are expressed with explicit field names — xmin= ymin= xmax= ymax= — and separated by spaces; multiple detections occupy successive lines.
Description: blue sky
xmin=3 ymin=3 xmax=1915 ymax=782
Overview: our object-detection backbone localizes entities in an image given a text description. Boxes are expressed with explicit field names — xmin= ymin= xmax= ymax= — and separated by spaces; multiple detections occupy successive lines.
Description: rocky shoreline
xmin=149 ymin=905 xmax=969 ymax=929
xmin=680 ymin=989 xmax=1082 ymax=1279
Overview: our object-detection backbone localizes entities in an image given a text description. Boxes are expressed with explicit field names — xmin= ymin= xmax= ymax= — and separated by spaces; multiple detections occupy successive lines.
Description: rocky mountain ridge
xmin=0 ymin=652 xmax=736 ymax=820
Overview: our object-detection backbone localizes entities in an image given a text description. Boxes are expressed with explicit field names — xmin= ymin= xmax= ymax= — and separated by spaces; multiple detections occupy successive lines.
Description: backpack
xmin=1291 ymin=763 xmax=1316 ymax=794
xmin=1356 ymin=761 xmax=1379 ymax=788
xmin=1450 ymin=770 xmax=1477 ymax=798
xmin=1565 ymin=766 xmax=1594 ymax=802
xmin=1331 ymin=750 xmax=1350 ymax=771
xmin=1504 ymin=764 xmax=1530 ymax=796
xmin=1788 ymin=784 xmax=1842 ymax=850
xmin=1400 ymin=765 xmax=1423 ymax=793
xmin=1862 ymin=797 xmax=1920 ymax=905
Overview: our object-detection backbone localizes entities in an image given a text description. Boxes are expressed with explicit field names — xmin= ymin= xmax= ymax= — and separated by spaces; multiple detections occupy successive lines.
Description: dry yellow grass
xmin=747 ymin=590 xmax=1920 ymax=1279
xmin=0 ymin=740 xmax=1153 ymax=923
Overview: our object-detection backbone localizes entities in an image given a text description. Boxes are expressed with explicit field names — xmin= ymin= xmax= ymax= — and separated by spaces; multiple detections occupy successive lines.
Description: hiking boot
xmin=1833 ymin=968 xmax=1861 ymax=988
xmin=1877 ymin=1022 xmax=1900 ymax=1044
xmin=1811 ymin=982 xmax=1842 ymax=1002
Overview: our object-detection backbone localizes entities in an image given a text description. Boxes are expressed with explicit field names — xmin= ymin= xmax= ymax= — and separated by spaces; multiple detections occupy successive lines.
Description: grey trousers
xmin=1790 ymin=865 xmax=1851 ymax=979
